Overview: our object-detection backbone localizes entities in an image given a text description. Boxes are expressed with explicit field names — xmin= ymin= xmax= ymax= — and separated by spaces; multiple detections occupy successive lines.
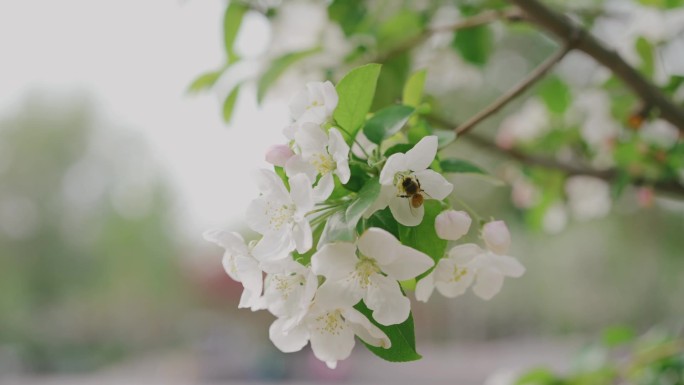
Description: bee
xmin=399 ymin=176 xmax=426 ymax=209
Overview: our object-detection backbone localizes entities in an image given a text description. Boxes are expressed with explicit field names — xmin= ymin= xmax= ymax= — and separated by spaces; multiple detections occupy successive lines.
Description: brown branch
xmin=455 ymin=43 xmax=573 ymax=136
xmin=375 ymin=8 xmax=524 ymax=63
xmin=427 ymin=115 xmax=684 ymax=197
xmin=507 ymin=0 xmax=684 ymax=131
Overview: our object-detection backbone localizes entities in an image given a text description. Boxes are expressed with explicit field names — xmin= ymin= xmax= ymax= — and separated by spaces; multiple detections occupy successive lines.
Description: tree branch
xmin=507 ymin=0 xmax=684 ymax=131
xmin=375 ymin=8 xmax=524 ymax=63
xmin=427 ymin=115 xmax=684 ymax=197
xmin=455 ymin=43 xmax=573 ymax=136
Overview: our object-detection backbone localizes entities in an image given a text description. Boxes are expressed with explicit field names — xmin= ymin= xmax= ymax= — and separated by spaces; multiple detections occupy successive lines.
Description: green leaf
xmin=328 ymin=0 xmax=368 ymax=37
xmin=398 ymin=200 xmax=447 ymax=264
xmin=224 ymin=2 xmax=248 ymax=64
xmin=319 ymin=178 xmax=381 ymax=246
xmin=354 ymin=301 xmax=421 ymax=362
xmin=635 ymin=36 xmax=655 ymax=78
xmin=222 ymin=86 xmax=240 ymax=124
xmin=274 ymin=166 xmax=289 ymax=190
xmin=363 ymin=105 xmax=414 ymax=144
xmin=377 ymin=10 xmax=424 ymax=50
xmin=440 ymin=158 xmax=487 ymax=174
xmin=402 ymin=69 xmax=427 ymax=108
xmin=602 ymin=325 xmax=636 ymax=347
xmin=334 ymin=63 xmax=382 ymax=138
xmin=257 ymin=48 xmax=321 ymax=103
xmin=452 ymin=25 xmax=493 ymax=67
xmin=372 ymin=53 xmax=410 ymax=111
xmin=538 ymin=76 xmax=572 ymax=115
xmin=187 ymin=69 xmax=223 ymax=94
xmin=407 ymin=119 xmax=432 ymax=145
xmin=345 ymin=178 xmax=381 ymax=225
xmin=365 ymin=208 xmax=399 ymax=238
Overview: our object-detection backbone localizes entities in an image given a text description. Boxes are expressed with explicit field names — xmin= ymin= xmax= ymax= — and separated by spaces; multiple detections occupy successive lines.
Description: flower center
xmin=272 ymin=273 xmax=304 ymax=300
xmin=310 ymin=152 xmax=335 ymax=175
xmin=315 ymin=309 xmax=346 ymax=336
xmin=352 ymin=256 xmax=381 ymax=289
xmin=266 ymin=202 xmax=296 ymax=231
xmin=450 ymin=265 xmax=469 ymax=282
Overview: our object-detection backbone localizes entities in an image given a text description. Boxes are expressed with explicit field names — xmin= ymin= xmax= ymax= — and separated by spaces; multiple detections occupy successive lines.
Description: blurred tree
xmin=0 ymin=94 xmax=190 ymax=373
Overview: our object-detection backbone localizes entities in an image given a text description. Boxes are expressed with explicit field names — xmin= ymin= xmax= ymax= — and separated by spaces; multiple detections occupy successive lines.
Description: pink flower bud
xmin=434 ymin=210 xmax=471 ymax=240
xmin=482 ymin=220 xmax=511 ymax=255
xmin=265 ymin=144 xmax=294 ymax=167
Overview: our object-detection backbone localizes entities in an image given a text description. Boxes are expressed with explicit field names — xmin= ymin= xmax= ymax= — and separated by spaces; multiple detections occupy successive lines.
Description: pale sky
xmin=0 ymin=0 xmax=287 ymax=236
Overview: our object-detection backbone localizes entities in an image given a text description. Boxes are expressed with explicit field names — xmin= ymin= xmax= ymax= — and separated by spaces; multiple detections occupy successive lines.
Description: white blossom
xmin=434 ymin=210 xmax=471 ymax=240
xmin=246 ymin=170 xmax=315 ymax=261
xmin=284 ymin=81 xmax=338 ymax=139
xmin=565 ymin=176 xmax=612 ymax=221
xmin=203 ymin=229 xmax=264 ymax=310
xmin=416 ymin=221 xmax=525 ymax=301
xmin=311 ymin=227 xmax=434 ymax=325
xmin=261 ymin=257 xmax=318 ymax=322
xmin=269 ymin=294 xmax=390 ymax=370
xmin=285 ymin=123 xmax=350 ymax=201
xmin=371 ymin=136 xmax=453 ymax=226
xmin=640 ymin=119 xmax=679 ymax=149
xmin=495 ymin=99 xmax=550 ymax=149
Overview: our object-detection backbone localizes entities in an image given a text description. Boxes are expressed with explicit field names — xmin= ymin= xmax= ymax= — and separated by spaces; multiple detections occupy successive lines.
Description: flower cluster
xmin=205 ymin=71 xmax=525 ymax=368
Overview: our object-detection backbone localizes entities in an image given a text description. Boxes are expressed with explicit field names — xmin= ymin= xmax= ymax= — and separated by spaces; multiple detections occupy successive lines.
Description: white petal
xmin=490 ymin=254 xmax=525 ymax=277
xmin=356 ymin=227 xmax=401 ymax=265
xmin=255 ymin=169 xmax=289 ymax=197
xmin=434 ymin=210 xmax=471 ymax=241
xmin=269 ymin=317 xmax=310 ymax=353
xmin=381 ymin=244 xmax=434 ymax=281
xmin=473 ymin=268 xmax=504 ymax=300
xmin=404 ymin=136 xmax=438 ymax=172
xmin=235 ymin=255 xmax=263 ymax=297
xmin=313 ymin=172 xmax=334 ymax=202
xmin=295 ymin=122 xmax=328 ymax=156
xmin=389 ymin=195 xmax=424 ymax=227
xmin=447 ymin=243 xmax=483 ymax=265
xmin=238 ymin=288 xmax=261 ymax=310
xmin=289 ymin=173 xmax=315 ymax=213
xmin=202 ymin=229 xmax=248 ymax=255
xmin=289 ymin=88 xmax=309 ymax=121
xmin=315 ymin=279 xmax=364 ymax=310
xmin=311 ymin=242 xmax=358 ymax=280
xmin=482 ymin=220 xmax=511 ymax=255
xmin=251 ymin=233 xmax=293 ymax=261
xmin=309 ymin=311 xmax=356 ymax=367
xmin=285 ymin=155 xmax=317 ymax=183
xmin=265 ymin=144 xmax=294 ymax=167
xmin=414 ymin=271 xmax=436 ymax=302
xmin=414 ymin=169 xmax=453 ymax=200
xmin=321 ymin=80 xmax=338 ymax=116
xmin=245 ymin=197 xmax=273 ymax=235
xmin=283 ymin=122 xmax=298 ymax=140
xmin=379 ymin=153 xmax=408 ymax=185
xmin=328 ymin=128 xmax=350 ymax=163
xmin=365 ymin=274 xmax=411 ymax=325
xmin=344 ymin=308 xmax=391 ymax=349
xmin=433 ymin=259 xmax=475 ymax=298
xmin=292 ymin=219 xmax=312 ymax=254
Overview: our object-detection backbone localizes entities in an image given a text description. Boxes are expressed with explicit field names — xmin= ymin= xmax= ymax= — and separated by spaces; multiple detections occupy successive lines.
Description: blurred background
xmin=1 ymin=0 xmax=683 ymax=384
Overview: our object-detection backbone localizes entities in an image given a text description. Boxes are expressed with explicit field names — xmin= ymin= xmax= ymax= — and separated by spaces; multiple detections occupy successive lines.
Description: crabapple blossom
xmin=416 ymin=220 xmax=525 ymax=301
xmin=311 ymin=227 xmax=434 ymax=325
xmin=285 ymin=123 xmax=350 ymax=201
xmin=269 ymin=295 xmax=390 ymax=370
xmin=372 ymin=136 xmax=453 ymax=226
xmin=284 ymin=81 xmax=338 ymax=139
xmin=434 ymin=210 xmax=472 ymax=240
xmin=260 ymin=257 xmax=318 ymax=321
xmin=246 ymin=170 xmax=315 ymax=261
xmin=565 ymin=176 xmax=611 ymax=221
xmin=202 ymin=229 xmax=263 ymax=310
xmin=265 ymin=144 xmax=295 ymax=167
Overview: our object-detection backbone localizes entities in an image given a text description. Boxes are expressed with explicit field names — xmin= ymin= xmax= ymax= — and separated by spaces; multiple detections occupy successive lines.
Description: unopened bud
xmin=265 ymin=144 xmax=294 ymax=167
xmin=482 ymin=220 xmax=511 ymax=255
xmin=434 ymin=210 xmax=471 ymax=241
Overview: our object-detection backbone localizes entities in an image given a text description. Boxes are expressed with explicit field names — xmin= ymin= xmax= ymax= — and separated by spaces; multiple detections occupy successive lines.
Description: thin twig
xmin=427 ymin=115 xmax=684 ymax=197
xmin=507 ymin=0 xmax=684 ymax=131
xmin=455 ymin=43 xmax=574 ymax=136
xmin=375 ymin=8 xmax=524 ymax=63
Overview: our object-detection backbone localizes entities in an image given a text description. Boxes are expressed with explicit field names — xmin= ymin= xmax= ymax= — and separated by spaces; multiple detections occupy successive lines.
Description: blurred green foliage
xmin=0 ymin=95 xmax=190 ymax=372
